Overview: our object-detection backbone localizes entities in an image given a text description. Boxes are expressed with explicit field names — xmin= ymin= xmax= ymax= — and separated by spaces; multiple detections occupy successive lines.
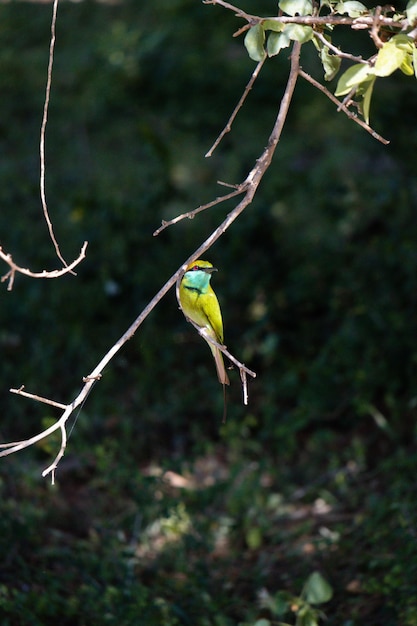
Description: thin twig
xmin=313 ymin=31 xmax=367 ymax=64
xmin=204 ymin=0 xmax=402 ymax=30
xmin=40 ymin=0 xmax=70 ymax=269
xmin=153 ymin=186 xmax=245 ymax=236
xmin=370 ymin=5 xmax=384 ymax=49
xmin=0 ymin=241 xmax=88 ymax=291
xmin=298 ymin=68 xmax=390 ymax=145
xmin=206 ymin=57 xmax=266 ymax=157
xmin=9 ymin=386 xmax=67 ymax=410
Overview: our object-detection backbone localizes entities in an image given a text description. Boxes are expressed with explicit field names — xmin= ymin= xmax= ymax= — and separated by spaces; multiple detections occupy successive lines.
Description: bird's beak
xmin=204 ymin=267 xmax=218 ymax=273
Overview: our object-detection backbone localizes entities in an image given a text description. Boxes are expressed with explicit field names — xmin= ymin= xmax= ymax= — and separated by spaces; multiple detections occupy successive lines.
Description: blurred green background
xmin=1 ymin=1 xmax=417 ymax=624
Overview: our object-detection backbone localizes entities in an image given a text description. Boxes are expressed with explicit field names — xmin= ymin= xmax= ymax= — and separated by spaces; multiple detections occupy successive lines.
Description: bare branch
xmin=0 ymin=241 xmax=88 ymax=291
xmin=153 ymin=186 xmax=245 ymax=236
xmin=40 ymin=0 xmax=71 ymax=269
xmin=313 ymin=31 xmax=368 ymax=64
xmin=204 ymin=0 xmax=403 ymax=30
xmin=298 ymin=68 xmax=390 ymax=145
xmin=205 ymin=57 xmax=266 ymax=157
xmin=10 ymin=386 xmax=67 ymax=410
xmin=1 ymin=42 xmax=303 ymax=479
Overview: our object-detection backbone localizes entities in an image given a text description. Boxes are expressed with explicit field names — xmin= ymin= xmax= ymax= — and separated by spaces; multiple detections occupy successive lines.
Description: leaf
xmin=374 ymin=35 xmax=413 ymax=77
xmin=244 ymin=24 xmax=266 ymax=62
xmin=414 ymin=46 xmax=417 ymax=79
xmin=262 ymin=19 xmax=284 ymax=32
xmin=284 ymin=24 xmax=314 ymax=43
xmin=359 ymin=76 xmax=376 ymax=124
xmin=320 ymin=45 xmax=342 ymax=81
xmin=334 ymin=63 xmax=372 ymax=96
xmin=336 ymin=1 xmax=367 ymax=17
xmin=253 ymin=620 xmax=271 ymax=626
xmin=303 ymin=572 xmax=333 ymax=605
xmin=406 ymin=0 xmax=417 ymax=24
xmin=267 ymin=30 xmax=291 ymax=56
xmin=279 ymin=0 xmax=313 ymax=16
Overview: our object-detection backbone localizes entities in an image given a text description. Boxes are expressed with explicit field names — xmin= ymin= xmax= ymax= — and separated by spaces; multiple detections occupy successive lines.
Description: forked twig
xmin=298 ymin=68 xmax=389 ymax=145
xmin=153 ymin=186 xmax=245 ymax=236
xmin=0 ymin=242 xmax=88 ymax=291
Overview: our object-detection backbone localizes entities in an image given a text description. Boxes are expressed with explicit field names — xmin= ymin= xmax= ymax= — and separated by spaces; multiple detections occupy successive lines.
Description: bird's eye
xmin=192 ymin=265 xmax=200 ymax=271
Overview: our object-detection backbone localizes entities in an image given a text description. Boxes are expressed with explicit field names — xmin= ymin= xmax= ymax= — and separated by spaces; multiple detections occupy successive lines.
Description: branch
xmin=313 ymin=31 xmax=368 ymax=64
xmin=153 ymin=185 xmax=244 ymax=236
xmin=204 ymin=0 xmax=404 ymax=30
xmin=0 ymin=241 xmax=88 ymax=291
xmin=298 ymin=69 xmax=389 ymax=145
xmin=205 ymin=57 xmax=266 ymax=157
xmin=40 ymin=0 xmax=71 ymax=269
xmin=1 ymin=41 xmax=302 ymax=480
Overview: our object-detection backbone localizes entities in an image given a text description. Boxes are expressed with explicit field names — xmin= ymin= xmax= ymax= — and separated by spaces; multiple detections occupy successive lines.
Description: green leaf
xmin=263 ymin=19 xmax=284 ymax=32
xmin=253 ymin=620 xmax=271 ymax=626
xmin=406 ymin=0 xmax=417 ymax=24
xmin=374 ymin=35 xmax=413 ymax=77
xmin=320 ymin=45 xmax=342 ymax=81
xmin=414 ymin=45 xmax=417 ymax=79
xmin=279 ymin=0 xmax=313 ymax=16
xmin=267 ymin=30 xmax=291 ymax=56
xmin=303 ymin=572 xmax=333 ymax=605
xmin=359 ymin=76 xmax=376 ymax=123
xmin=334 ymin=63 xmax=372 ymax=96
xmin=336 ymin=1 xmax=367 ymax=17
xmin=284 ymin=24 xmax=314 ymax=43
xmin=244 ymin=24 xmax=266 ymax=62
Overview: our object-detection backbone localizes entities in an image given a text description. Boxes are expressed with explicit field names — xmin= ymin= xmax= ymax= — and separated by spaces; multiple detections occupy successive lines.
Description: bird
xmin=179 ymin=259 xmax=230 ymax=386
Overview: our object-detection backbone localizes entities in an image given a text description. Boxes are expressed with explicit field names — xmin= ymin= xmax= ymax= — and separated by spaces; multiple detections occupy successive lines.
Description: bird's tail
xmin=210 ymin=344 xmax=230 ymax=386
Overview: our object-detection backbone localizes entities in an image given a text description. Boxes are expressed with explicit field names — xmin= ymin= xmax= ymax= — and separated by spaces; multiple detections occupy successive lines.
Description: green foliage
xmin=243 ymin=2 xmax=417 ymax=123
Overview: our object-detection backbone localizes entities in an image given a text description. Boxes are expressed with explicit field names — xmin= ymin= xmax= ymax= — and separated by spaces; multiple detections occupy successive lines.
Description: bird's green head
xmin=182 ymin=259 xmax=218 ymax=289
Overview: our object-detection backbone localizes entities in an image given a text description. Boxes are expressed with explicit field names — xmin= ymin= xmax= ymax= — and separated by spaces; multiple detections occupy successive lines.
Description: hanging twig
xmin=40 ymin=0 xmax=70 ymax=269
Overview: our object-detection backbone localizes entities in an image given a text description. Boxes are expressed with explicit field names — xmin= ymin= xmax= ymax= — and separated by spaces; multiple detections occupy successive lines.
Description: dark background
xmin=1 ymin=1 xmax=417 ymax=624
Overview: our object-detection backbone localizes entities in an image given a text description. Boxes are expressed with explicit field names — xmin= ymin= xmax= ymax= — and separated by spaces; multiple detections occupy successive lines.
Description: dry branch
xmin=1 ymin=41 xmax=303 ymax=480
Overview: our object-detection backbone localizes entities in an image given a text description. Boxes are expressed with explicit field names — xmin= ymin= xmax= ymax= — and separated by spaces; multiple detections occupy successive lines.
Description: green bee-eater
xmin=180 ymin=260 xmax=230 ymax=386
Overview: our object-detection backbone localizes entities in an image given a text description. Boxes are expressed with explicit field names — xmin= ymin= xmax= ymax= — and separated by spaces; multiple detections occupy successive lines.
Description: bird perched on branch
xmin=179 ymin=260 xmax=230 ymax=386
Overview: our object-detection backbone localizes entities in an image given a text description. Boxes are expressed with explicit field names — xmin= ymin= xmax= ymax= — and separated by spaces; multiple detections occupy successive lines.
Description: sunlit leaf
xmin=406 ymin=0 xmax=417 ymax=24
xmin=336 ymin=1 xmax=367 ymax=16
xmin=244 ymin=24 xmax=266 ymax=62
xmin=303 ymin=572 xmax=333 ymax=605
xmin=359 ymin=76 xmax=376 ymax=123
xmin=334 ymin=63 xmax=372 ymax=96
xmin=320 ymin=44 xmax=342 ymax=80
xmin=263 ymin=19 xmax=284 ymax=32
xmin=400 ymin=54 xmax=414 ymax=75
xmin=279 ymin=0 xmax=313 ymax=16
xmin=284 ymin=24 xmax=314 ymax=43
xmin=267 ymin=30 xmax=291 ymax=56
xmin=374 ymin=35 xmax=413 ymax=77
xmin=414 ymin=45 xmax=417 ymax=78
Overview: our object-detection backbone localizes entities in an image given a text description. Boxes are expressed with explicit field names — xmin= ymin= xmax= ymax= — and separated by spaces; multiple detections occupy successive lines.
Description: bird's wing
xmin=201 ymin=290 xmax=224 ymax=344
